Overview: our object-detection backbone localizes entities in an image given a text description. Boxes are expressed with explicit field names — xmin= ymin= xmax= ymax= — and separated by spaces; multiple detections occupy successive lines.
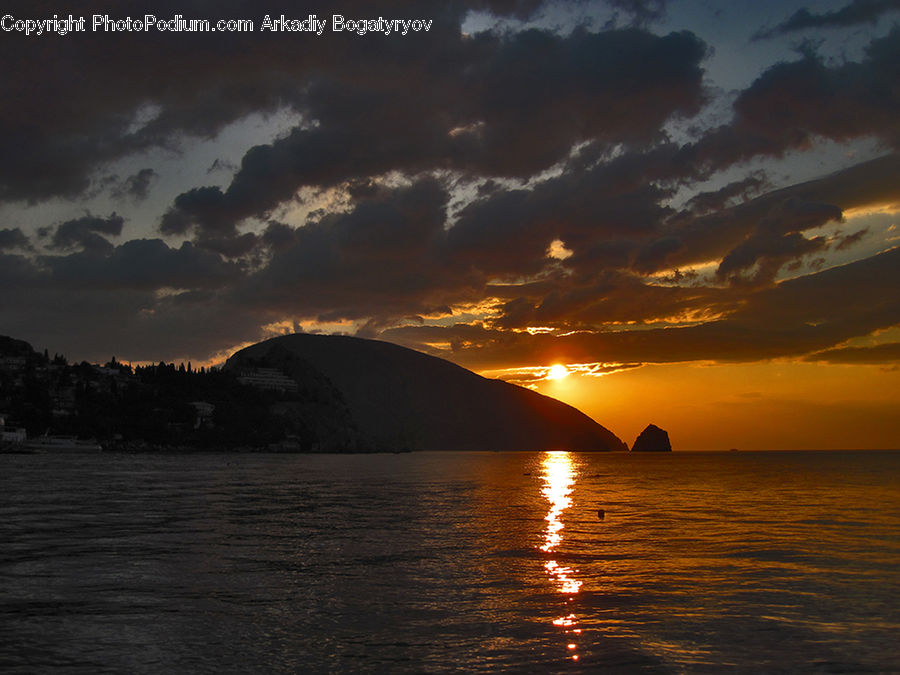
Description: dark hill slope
xmin=226 ymin=333 xmax=626 ymax=452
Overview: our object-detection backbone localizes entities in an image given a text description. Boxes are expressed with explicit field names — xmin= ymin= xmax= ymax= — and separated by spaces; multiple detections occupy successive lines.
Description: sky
xmin=1 ymin=0 xmax=898 ymax=449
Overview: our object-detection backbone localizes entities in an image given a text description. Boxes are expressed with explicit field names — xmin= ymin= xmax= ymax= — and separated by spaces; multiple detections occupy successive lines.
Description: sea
xmin=1 ymin=450 xmax=898 ymax=673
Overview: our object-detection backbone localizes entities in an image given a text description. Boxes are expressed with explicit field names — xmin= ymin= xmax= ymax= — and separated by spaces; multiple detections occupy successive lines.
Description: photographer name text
xmin=1 ymin=14 xmax=433 ymax=37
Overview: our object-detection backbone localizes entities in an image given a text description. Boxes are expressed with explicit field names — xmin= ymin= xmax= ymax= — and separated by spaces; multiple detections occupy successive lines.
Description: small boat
xmin=24 ymin=435 xmax=103 ymax=453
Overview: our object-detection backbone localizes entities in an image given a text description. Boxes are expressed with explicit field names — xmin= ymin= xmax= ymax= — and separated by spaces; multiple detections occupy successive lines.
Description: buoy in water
xmin=597 ymin=509 xmax=605 ymax=520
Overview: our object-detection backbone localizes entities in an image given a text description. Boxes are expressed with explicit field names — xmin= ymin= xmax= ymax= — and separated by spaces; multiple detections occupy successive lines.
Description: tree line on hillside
xmin=0 ymin=336 xmax=364 ymax=451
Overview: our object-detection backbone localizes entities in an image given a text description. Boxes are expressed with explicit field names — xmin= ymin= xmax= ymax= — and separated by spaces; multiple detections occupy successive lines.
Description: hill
xmin=226 ymin=333 xmax=626 ymax=452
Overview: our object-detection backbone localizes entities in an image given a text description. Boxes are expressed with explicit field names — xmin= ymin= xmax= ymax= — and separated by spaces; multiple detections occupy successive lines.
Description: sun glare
xmin=547 ymin=364 xmax=569 ymax=380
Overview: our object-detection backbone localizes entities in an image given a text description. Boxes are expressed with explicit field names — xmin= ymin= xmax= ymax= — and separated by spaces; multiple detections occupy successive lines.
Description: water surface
xmin=2 ymin=450 xmax=898 ymax=672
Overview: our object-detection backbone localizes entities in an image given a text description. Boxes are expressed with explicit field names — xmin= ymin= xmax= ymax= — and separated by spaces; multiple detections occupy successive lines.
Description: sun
xmin=547 ymin=364 xmax=569 ymax=380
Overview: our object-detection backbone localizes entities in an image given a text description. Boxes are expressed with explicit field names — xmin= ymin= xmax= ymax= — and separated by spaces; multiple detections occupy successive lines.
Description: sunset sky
xmin=1 ymin=0 xmax=898 ymax=449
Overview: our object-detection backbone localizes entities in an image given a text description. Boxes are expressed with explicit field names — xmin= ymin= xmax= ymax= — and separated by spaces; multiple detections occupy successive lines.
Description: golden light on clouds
xmin=842 ymin=202 xmax=900 ymax=218
xmin=547 ymin=238 xmax=573 ymax=260
xmin=480 ymin=361 xmax=643 ymax=385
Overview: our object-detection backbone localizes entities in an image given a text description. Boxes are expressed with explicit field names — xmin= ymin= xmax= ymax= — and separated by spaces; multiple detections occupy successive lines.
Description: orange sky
xmin=526 ymin=360 xmax=900 ymax=450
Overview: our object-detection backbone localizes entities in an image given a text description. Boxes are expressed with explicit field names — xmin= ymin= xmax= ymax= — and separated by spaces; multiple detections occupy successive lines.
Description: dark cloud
xmin=380 ymin=247 xmax=900 ymax=368
xmin=686 ymin=28 xmax=900 ymax=170
xmin=715 ymin=198 xmax=840 ymax=283
xmin=447 ymin=143 xmax=685 ymax=279
xmin=632 ymin=154 xmax=899 ymax=274
xmin=489 ymin=269 xmax=737 ymax=329
xmin=160 ymin=186 xmax=234 ymax=237
xmin=1 ymin=238 xmax=254 ymax=361
xmin=717 ymin=231 xmax=828 ymax=284
xmin=235 ymin=177 xmax=479 ymax=322
xmin=0 ymin=227 xmax=32 ymax=252
xmin=0 ymin=253 xmax=41 ymax=288
xmin=194 ymin=233 xmax=260 ymax=259
xmin=684 ymin=173 xmax=768 ymax=215
xmin=45 ymin=239 xmax=243 ymax=291
xmin=112 ymin=168 xmax=158 ymax=201
xmin=606 ymin=0 xmax=668 ymax=26
xmin=754 ymin=0 xmax=900 ymax=39
xmin=260 ymin=221 xmax=300 ymax=250
xmin=47 ymin=213 xmax=124 ymax=253
xmin=1 ymin=2 xmax=897 ymax=371
xmin=835 ymin=228 xmax=870 ymax=250
xmin=0 ymin=284 xmax=266 ymax=365
xmin=161 ymin=26 xmax=707 ymax=231
xmin=0 ymin=0 xmax=524 ymax=203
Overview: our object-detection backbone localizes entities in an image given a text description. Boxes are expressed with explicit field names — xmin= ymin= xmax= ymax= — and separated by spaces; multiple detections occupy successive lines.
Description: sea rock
xmin=631 ymin=424 xmax=672 ymax=452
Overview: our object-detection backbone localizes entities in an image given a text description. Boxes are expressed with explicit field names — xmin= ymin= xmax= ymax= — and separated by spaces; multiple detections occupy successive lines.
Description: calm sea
xmin=1 ymin=450 xmax=898 ymax=673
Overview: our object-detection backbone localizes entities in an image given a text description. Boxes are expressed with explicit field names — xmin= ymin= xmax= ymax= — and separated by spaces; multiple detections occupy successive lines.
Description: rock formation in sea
xmin=226 ymin=333 xmax=627 ymax=452
xmin=631 ymin=424 xmax=672 ymax=452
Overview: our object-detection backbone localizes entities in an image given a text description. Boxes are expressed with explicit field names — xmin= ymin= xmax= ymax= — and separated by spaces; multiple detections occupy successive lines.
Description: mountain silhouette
xmin=226 ymin=333 xmax=626 ymax=452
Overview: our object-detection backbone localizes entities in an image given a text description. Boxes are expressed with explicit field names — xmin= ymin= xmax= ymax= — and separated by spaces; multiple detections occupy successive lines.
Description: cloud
xmin=1 ymin=3 xmax=897 ymax=371
xmin=0 ymin=284 xmax=266 ymax=364
xmin=160 ymin=26 xmax=707 ymax=233
xmin=835 ymin=228 xmax=870 ymax=250
xmin=686 ymin=27 xmax=900 ymax=170
xmin=0 ymin=0 xmax=548 ymax=205
xmin=447 ymin=143 xmax=686 ymax=279
xmin=0 ymin=253 xmax=41 ymax=288
xmin=684 ymin=173 xmax=768 ymax=215
xmin=805 ymin=342 xmax=900 ymax=363
xmin=0 ymin=227 xmax=32 ymax=252
xmin=112 ymin=168 xmax=158 ymax=201
xmin=606 ymin=0 xmax=668 ymax=26
xmin=380 ymin=247 xmax=900 ymax=368
xmin=45 ymin=239 xmax=244 ymax=291
xmin=633 ymin=153 xmax=900 ymax=274
xmin=46 ymin=213 xmax=124 ymax=253
xmin=481 ymin=360 xmax=644 ymax=384
xmin=233 ymin=177 xmax=483 ymax=323
xmin=754 ymin=0 xmax=900 ymax=40
xmin=715 ymin=198 xmax=840 ymax=283
xmin=489 ymin=268 xmax=736 ymax=329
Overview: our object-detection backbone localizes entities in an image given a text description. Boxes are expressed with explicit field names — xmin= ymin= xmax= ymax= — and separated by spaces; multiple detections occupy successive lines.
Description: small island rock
xmin=631 ymin=424 xmax=672 ymax=452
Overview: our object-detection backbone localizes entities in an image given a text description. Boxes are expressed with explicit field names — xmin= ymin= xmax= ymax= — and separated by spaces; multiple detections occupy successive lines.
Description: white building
xmin=236 ymin=368 xmax=299 ymax=393
xmin=0 ymin=415 xmax=27 ymax=443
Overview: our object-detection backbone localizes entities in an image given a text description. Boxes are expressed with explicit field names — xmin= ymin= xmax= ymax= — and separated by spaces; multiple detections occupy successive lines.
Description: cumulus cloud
xmin=45 ymin=239 xmax=244 ymax=291
xmin=685 ymin=28 xmax=900 ymax=170
xmin=46 ymin=213 xmax=124 ymax=253
xmin=159 ymin=26 xmax=707 ymax=236
xmin=234 ymin=177 xmax=478 ymax=323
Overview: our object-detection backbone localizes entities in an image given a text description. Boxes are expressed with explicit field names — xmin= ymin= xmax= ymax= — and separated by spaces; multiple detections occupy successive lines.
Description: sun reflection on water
xmin=539 ymin=451 xmax=583 ymax=661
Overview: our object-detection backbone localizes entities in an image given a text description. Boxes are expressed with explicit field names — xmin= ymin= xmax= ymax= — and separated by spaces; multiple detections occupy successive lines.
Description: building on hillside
xmin=190 ymin=401 xmax=216 ymax=429
xmin=0 ymin=414 xmax=27 ymax=444
xmin=236 ymin=368 xmax=298 ymax=393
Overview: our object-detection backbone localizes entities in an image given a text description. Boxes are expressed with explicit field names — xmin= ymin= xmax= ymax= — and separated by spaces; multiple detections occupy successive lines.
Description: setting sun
xmin=547 ymin=364 xmax=570 ymax=380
